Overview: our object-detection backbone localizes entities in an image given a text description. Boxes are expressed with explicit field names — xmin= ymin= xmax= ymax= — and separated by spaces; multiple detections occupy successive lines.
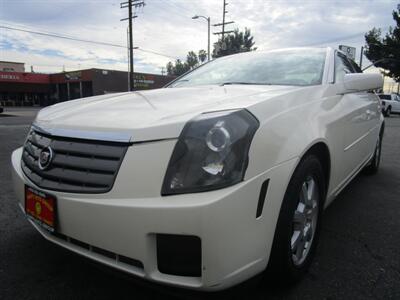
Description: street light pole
xmin=207 ymin=17 xmax=210 ymax=61
xmin=192 ymin=15 xmax=211 ymax=61
xmin=127 ymin=26 xmax=129 ymax=90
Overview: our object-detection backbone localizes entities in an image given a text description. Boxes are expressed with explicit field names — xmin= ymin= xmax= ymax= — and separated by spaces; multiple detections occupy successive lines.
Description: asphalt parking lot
xmin=1 ymin=107 xmax=399 ymax=300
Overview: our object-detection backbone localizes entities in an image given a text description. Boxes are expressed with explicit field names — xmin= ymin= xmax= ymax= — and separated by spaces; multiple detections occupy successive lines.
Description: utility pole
xmin=161 ymin=67 xmax=165 ymax=75
xmin=213 ymin=0 xmax=234 ymax=41
xmin=121 ymin=0 xmax=145 ymax=91
xmin=221 ymin=0 xmax=226 ymax=39
xmin=359 ymin=46 xmax=364 ymax=69
xmin=213 ymin=0 xmax=235 ymax=56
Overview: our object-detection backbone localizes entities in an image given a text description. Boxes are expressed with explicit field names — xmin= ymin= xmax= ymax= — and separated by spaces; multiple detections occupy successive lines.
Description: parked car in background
xmin=379 ymin=93 xmax=400 ymax=116
xmin=11 ymin=47 xmax=384 ymax=291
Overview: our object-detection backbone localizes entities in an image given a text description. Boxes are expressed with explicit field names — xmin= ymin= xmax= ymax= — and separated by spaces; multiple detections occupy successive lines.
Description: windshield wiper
xmin=172 ymin=79 xmax=189 ymax=84
xmin=220 ymin=82 xmax=271 ymax=86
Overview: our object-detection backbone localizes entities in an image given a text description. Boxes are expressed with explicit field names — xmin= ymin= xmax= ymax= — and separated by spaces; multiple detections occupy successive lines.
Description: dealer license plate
xmin=25 ymin=186 xmax=57 ymax=232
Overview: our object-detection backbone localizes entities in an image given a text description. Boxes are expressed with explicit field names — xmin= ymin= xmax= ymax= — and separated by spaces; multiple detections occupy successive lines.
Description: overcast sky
xmin=0 ymin=0 xmax=398 ymax=74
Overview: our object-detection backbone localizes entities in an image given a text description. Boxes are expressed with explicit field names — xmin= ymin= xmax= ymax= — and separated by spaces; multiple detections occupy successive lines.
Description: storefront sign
xmin=64 ymin=71 xmax=82 ymax=81
xmin=134 ymin=74 xmax=155 ymax=88
xmin=0 ymin=73 xmax=20 ymax=81
xmin=0 ymin=72 xmax=50 ymax=83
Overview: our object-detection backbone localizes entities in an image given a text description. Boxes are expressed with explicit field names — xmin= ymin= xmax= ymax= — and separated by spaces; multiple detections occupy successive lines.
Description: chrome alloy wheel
xmin=291 ymin=176 xmax=319 ymax=266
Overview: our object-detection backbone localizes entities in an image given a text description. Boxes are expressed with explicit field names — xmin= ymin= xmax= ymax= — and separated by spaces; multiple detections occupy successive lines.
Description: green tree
xmin=166 ymin=61 xmax=174 ymax=76
xmin=198 ymin=49 xmax=207 ymax=64
xmin=165 ymin=51 xmax=200 ymax=76
xmin=174 ymin=59 xmax=190 ymax=76
xmin=212 ymin=28 xmax=256 ymax=58
xmin=186 ymin=51 xmax=199 ymax=69
xmin=364 ymin=4 xmax=400 ymax=81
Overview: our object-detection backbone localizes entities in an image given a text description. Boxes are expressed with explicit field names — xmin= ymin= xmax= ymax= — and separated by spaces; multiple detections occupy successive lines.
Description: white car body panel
xmin=34 ymin=85 xmax=303 ymax=142
xmin=11 ymin=47 xmax=384 ymax=290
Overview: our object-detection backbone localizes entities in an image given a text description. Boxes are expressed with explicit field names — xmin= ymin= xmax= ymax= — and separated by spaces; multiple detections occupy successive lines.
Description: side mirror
xmin=341 ymin=73 xmax=383 ymax=93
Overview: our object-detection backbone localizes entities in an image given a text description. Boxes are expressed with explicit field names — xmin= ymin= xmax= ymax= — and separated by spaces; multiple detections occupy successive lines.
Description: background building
xmin=0 ymin=63 xmax=176 ymax=107
xmin=0 ymin=61 xmax=25 ymax=72
xmin=383 ymin=76 xmax=400 ymax=94
xmin=0 ymin=71 xmax=50 ymax=106
xmin=49 ymin=69 xmax=175 ymax=103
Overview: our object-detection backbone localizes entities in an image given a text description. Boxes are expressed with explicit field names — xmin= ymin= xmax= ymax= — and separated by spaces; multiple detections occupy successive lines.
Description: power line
xmin=156 ymin=1 xmax=193 ymax=20
xmin=0 ymin=25 xmax=127 ymax=48
xmin=301 ymin=30 xmax=389 ymax=47
xmin=138 ymin=47 xmax=176 ymax=59
xmin=0 ymin=20 xmax=98 ymax=41
xmin=0 ymin=24 xmax=178 ymax=60
xmin=164 ymin=0 xmax=197 ymax=15
xmin=162 ymin=0 xmax=197 ymax=19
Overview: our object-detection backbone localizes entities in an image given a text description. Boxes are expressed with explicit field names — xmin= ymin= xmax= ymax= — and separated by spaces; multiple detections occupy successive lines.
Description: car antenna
xmin=362 ymin=58 xmax=400 ymax=72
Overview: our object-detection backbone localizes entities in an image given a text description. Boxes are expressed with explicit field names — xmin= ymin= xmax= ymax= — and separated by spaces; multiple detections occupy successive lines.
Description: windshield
xmin=168 ymin=48 xmax=327 ymax=88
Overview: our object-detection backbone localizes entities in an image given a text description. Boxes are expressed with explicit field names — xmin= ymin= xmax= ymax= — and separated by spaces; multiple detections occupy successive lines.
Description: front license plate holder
xmin=25 ymin=186 xmax=57 ymax=232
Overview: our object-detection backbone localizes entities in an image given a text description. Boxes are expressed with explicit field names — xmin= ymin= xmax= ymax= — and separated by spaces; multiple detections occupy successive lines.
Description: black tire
xmin=265 ymin=155 xmax=326 ymax=284
xmin=385 ymin=107 xmax=391 ymax=117
xmin=364 ymin=134 xmax=382 ymax=175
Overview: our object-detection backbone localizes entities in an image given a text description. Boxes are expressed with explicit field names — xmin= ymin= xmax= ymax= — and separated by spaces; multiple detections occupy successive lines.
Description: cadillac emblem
xmin=38 ymin=147 xmax=54 ymax=170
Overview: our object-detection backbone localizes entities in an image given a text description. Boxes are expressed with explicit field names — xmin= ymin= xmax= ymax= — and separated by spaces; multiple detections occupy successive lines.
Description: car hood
xmin=35 ymin=85 xmax=301 ymax=142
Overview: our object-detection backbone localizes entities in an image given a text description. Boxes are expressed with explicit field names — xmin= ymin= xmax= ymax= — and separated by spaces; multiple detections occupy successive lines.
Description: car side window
xmin=335 ymin=52 xmax=355 ymax=82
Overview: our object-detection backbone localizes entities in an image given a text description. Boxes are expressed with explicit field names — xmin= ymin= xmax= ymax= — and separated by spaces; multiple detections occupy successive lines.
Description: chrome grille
xmin=21 ymin=128 xmax=129 ymax=193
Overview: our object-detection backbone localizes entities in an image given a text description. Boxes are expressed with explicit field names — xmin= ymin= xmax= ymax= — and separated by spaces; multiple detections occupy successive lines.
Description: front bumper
xmin=11 ymin=145 xmax=297 ymax=291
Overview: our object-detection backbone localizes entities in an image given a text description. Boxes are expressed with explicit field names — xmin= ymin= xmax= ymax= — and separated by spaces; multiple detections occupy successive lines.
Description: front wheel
xmin=364 ymin=134 xmax=382 ymax=175
xmin=385 ymin=107 xmax=391 ymax=117
xmin=265 ymin=155 xmax=325 ymax=284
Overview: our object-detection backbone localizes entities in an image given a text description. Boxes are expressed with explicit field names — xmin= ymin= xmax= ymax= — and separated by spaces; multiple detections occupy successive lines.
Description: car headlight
xmin=161 ymin=109 xmax=259 ymax=195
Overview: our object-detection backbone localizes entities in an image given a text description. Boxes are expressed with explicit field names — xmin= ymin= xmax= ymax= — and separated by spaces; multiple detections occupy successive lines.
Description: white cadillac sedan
xmin=11 ymin=47 xmax=384 ymax=291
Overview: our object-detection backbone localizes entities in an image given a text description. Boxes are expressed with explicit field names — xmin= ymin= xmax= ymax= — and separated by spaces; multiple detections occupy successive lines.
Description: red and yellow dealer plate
xmin=25 ymin=186 xmax=57 ymax=232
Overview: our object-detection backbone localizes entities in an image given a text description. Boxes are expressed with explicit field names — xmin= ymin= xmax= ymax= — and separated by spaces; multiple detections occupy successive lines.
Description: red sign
xmin=0 ymin=71 xmax=50 ymax=84
xmin=25 ymin=186 xmax=56 ymax=231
